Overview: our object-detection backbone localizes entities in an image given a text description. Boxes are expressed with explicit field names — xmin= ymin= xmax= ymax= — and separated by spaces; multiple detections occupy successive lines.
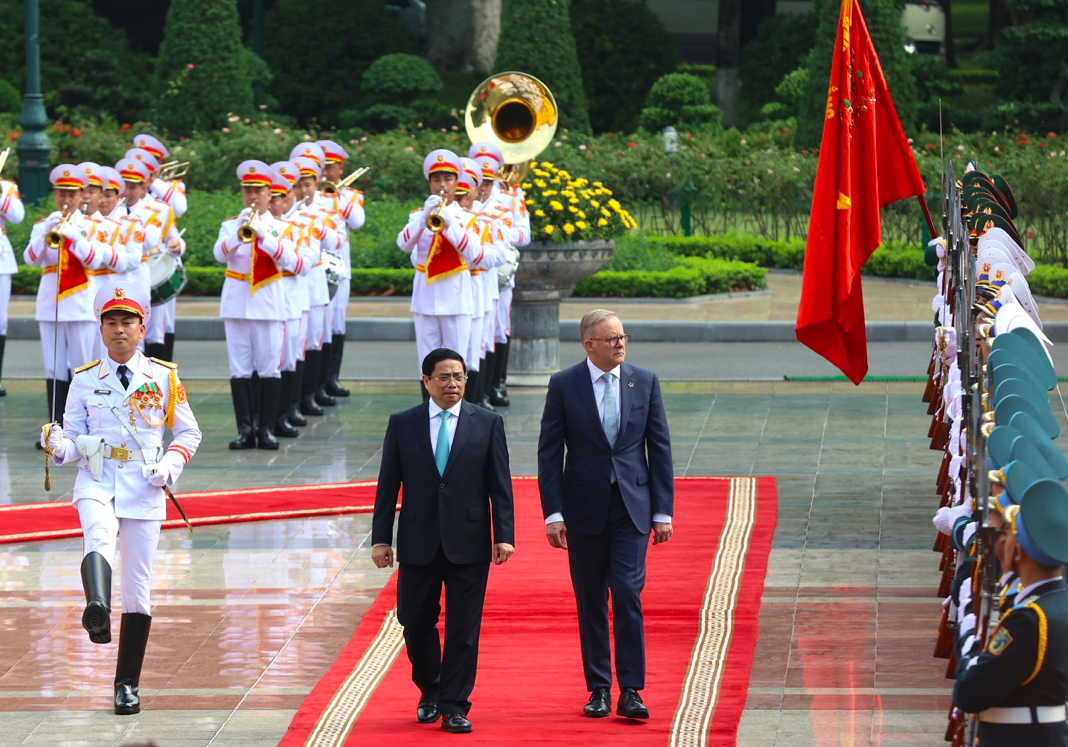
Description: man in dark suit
xmin=537 ymin=309 xmax=674 ymax=720
xmin=372 ymin=348 xmax=515 ymax=734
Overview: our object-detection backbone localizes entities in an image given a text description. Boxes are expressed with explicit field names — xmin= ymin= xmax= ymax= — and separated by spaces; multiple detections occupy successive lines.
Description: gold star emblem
xmin=114 ymin=287 xmax=126 ymax=299
xmin=437 ymin=155 xmax=445 ymax=163
xmin=249 ymin=166 xmax=256 ymax=173
xmin=63 ymin=170 xmax=70 ymax=177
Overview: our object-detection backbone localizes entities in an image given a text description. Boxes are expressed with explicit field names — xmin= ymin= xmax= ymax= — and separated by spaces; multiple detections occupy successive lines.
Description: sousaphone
xmin=464 ymin=71 xmax=558 ymax=187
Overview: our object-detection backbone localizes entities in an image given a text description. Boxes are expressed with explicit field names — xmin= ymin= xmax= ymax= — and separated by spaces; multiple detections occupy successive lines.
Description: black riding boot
xmin=479 ymin=352 xmax=496 ymax=410
xmin=37 ymin=379 xmax=56 ymax=450
xmin=228 ymin=378 xmax=256 ymax=449
xmin=301 ymin=351 xmax=325 ymax=416
xmin=162 ymin=332 xmax=175 ymax=363
xmin=465 ymin=369 xmax=479 ymax=403
xmin=0 ymin=334 xmax=7 ymax=396
xmin=258 ymin=376 xmax=280 ymax=450
xmin=144 ymin=342 xmax=166 ymax=361
xmin=490 ymin=340 xmax=511 ymax=407
xmin=80 ymin=552 xmax=112 ymax=644
xmin=274 ymin=371 xmax=299 ymax=438
xmin=324 ymin=334 xmax=350 ymax=397
xmin=289 ymin=360 xmax=308 ymax=425
xmin=114 ymin=613 xmax=152 ymax=715
xmin=315 ymin=342 xmax=337 ymax=406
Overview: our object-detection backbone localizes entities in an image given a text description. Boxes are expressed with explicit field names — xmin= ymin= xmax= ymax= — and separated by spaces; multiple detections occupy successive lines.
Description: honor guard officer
xmin=41 ymin=279 xmax=201 ymax=715
xmin=120 ymin=155 xmax=185 ymax=362
xmin=0 ymin=154 xmax=25 ymax=394
xmin=397 ymin=149 xmax=485 ymax=393
xmin=24 ymin=165 xmax=124 ymax=442
xmin=316 ymin=139 xmax=366 ymax=399
xmin=213 ymin=161 xmax=297 ymax=450
xmin=133 ymin=134 xmax=188 ymax=217
xmin=954 ymin=478 xmax=1068 ymax=746
xmin=268 ymin=160 xmax=315 ymax=438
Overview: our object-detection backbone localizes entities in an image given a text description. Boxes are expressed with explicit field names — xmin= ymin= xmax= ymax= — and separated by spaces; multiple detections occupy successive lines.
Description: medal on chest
xmin=130 ymin=381 xmax=166 ymax=426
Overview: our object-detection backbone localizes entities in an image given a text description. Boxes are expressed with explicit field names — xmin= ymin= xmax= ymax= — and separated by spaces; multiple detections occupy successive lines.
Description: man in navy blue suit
xmin=537 ymin=309 xmax=674 ymax=720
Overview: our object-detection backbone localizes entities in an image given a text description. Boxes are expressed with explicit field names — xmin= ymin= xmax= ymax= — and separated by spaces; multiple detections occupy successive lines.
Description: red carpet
xmin=279 ymin=476 xmax=777 ymax=747
xmin=0 ymin=481 xmax=380 ymax=544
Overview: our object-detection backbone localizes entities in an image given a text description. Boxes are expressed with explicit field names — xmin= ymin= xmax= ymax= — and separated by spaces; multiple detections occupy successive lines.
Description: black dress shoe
xmin=616 ymin=688 xmax=649 ymax=719
xmin=488 ymin=387 xmax=509 ymax=407
xmin=584 ymin=688 xmax=611 ymax=717
xmin=441 ymin=713 xmax=472 ymax=733
xmin=114 ymin=682 xmax=140 ymax=715
xmin=417 ymin=694 xmax=440 ymax=723
xmin=83 ymin=600 xmax=111 ymax=644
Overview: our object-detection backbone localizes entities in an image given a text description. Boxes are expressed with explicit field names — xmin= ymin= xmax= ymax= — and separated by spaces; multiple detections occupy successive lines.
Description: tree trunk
xmin=425 ymin=0 xmax=475 ymax=70
xmin=715 ymin=0 xmax=742 ymax=127
xmin=988 ymin=0 xmax=1013 ymax=48
xmin=942 ymin=0 xmax=956 ymax=67
xmin=470 ymin=0 xmax=501 ymax=73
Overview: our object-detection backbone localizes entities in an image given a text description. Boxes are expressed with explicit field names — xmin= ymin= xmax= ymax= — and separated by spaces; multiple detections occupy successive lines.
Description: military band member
xmin=121 ymin=156 xmax=185 ymax=362
xmin=105 ymin=165 xmax=147 ymax=293
xmin=0 ymin=158 xmax=25 ymax=395
xmin=316 ymin=139 xmax=365 ymax=399
xmin=24 ymin=165 xmax=123 ymax=443
xmin=40 ymin=279 xmax=201 ymax=715
xmin=133 ymin=134 xmax=188 ymax=217
xmin=213 ymin=161 xmax=297 ymax=450
xmin=268 ymin=160 xmax=315 ymax=437
xmin=397 ymin=149 xmax=485 ymax=394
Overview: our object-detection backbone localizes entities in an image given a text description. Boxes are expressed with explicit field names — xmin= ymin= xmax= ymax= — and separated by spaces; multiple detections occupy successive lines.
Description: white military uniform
xmin=307 ymin=201 xmax=340 ymax=352
xmin=24 ymin=211 xmax=123 ymax=378
xmin=469 ymin=211 xmax=508 ymax=364
xmin=398 ymin=201 xmax=484 ymax=373
xmin=0 ymin=178 xmax=25 ymax=337
xmin=322 ymin=187 xmax=364 ymax=335
xmin=213 ymin=209 xmax=297 ymax=378
xmin=483 ymin=182 xmax=530 ymax=343
xmin=126 ymin=196 xmax=183 ymax=343
xmin=279 ymin=218 xmax=315 ymax=371
xmin=53 ymin=351 xmax=201 ymax=613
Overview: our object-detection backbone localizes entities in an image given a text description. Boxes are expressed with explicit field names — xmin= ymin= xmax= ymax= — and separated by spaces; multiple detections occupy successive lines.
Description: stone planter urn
xmin=508 ymin=239 xmax=614 ymax=386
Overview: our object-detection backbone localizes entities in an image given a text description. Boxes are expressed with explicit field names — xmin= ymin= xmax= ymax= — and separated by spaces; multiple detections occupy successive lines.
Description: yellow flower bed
xmin=523 ymin=161 xmax=636 ymax=243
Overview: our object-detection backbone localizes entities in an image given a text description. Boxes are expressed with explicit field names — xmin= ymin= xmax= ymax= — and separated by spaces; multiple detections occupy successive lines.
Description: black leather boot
xmin=0 ymin=334 xmax=7 ymax=396
xmin=490 ymin=340 xmax=511 ymax=407
xmin=315 ymin=342 xmax=337 ymax=406
xmin=80 ymin=552 xmax=112 ymax=644
xmin=37 ymin=379 xmax=56 ymax=450
xmin=324 ymin=334 xmax=350 ymax=397
xmin=55 ymin=379 xmax=70 ymax=425
xmin=464 ymin=369 xmax=479 ymax=403
xmin=257 ymin=376 xmax=280 ymax=450
xmin=144 ymin=342 xmax=166 ymax=361
xmin=114 ymin=613 xmax=152 ymax=715
xmin=250 ymin=372 xmax=262 ymax=435
xmin=162 ymin=332 xmax=175 ymax=363
xmin=289 ymin=360 xmax=308 ymax=426
xmin=228 ymin=378 xmax=256 ymax=449
xmin=478 ymin=353 xmax=496 ymax=411
xmin=274 ymin=371 xmax=299 ymax=438
xmin=301 ymin=351 xmax=325 ymax=416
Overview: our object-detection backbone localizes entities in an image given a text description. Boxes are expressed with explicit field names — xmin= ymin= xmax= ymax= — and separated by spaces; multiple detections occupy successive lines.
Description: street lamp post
xmin=17 ymin=0 xmax=51 ymax=205
xmin=663 ymin=126 xmax=691 ymax=237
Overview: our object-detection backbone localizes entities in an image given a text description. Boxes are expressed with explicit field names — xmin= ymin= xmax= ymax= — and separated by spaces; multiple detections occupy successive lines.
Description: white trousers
xmin=282 ymin=317 xmax=303 ymax=372
xmin=483 ymin=304 xmax=497 ymax=356
xmin=145 ymin=298 xmax=176 ymax=344
xmin=39 ymin=320 xmax=97 ymax=379
xmin=224 ymin=318 xmax=283 ymax=378
xmin=307 ymin=305 xmax=327 ymax=351
xmin=496 ymin=286 xmax=512 ymax=344
xmin=78 ymin=499 xmax=161 ymax=615
xmin=468 ymin=315 xmax=484 ymax=372
xmin=414 ymin=313 xmax=471 ymax=375
xmin=298 ymin=310 xmax=308 ymax=361
xmin=329 ymin=278 xmax=349 ymax=336
xmin=0 ymin=274 xmax=10 ymax=336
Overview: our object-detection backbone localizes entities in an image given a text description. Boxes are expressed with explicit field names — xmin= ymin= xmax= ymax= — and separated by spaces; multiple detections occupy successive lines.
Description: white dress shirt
xmin=545 ymin=358 xmax=672 ymax=526
xmin=428 ymin=398 xmax=463 ymax=456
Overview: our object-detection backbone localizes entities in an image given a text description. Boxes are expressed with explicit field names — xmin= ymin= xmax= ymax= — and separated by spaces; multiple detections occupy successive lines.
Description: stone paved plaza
xmin=0 ymin=352 xmax=998 ymax=746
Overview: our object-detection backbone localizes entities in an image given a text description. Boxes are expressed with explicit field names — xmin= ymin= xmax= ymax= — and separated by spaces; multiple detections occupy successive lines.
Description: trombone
xmin=45 ymin=214 xmax=73 ymax=250
xmin=283 ymin=195 xmax=311 ymax=220
xmin=158 ymin=161 xmax=190 ymax=180
xmin=425 ymin=190 xmax=447 ymax=234
xmin=319 ymin=167 xmax=370 ymax=197
xmin=236 ymin=211 xmax=261 ymax=244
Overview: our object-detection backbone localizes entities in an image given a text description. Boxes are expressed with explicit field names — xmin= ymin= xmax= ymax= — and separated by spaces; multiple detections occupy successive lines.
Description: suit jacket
xmin=372 ymin=399 xmax=515 ymax=565
xmin=537 ymin=360 xmax=674 ymax=535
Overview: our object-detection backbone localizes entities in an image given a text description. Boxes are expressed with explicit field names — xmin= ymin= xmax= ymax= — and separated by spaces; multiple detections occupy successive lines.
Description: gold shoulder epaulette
xmin=34 ymin=216 xmax=49 ymax=224
xmin=410 ymin=208 xmax=422 ymax=214
xmin=74 ymin=360 xmax=101 ymax=373
xmin=224 ymin=214 xmax=241 ymax=222
xmin=149 ymin=357 xmax=177 ymax=369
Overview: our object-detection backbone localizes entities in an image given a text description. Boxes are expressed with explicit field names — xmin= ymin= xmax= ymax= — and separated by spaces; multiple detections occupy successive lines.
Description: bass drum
xmin=323 ymin=251 xmax=345 ymax=300
xmin=148 ymin=249 xmax=187 ymax=306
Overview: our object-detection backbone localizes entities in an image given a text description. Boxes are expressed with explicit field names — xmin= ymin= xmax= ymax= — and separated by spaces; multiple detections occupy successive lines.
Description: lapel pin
xmin=628 ymin=382 xmax=634 ymax=388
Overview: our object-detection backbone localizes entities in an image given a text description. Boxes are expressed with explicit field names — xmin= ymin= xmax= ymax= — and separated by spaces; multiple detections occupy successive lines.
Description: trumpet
xmin=425 ymin=190 xmax=447 ymax=233
xmin=236 ymin=211 xmax=261 ymax=244
xmin=319 ymin=166 xmax=371 ymax=197
xmin=158 ymin=161 xmax=190 ymax=180
xmin=45 ymin=214 xmax=73 ymax=250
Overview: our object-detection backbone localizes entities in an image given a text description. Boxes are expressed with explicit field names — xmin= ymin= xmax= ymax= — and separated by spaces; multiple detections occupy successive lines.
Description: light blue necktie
xmin=435 ymin=410 xmax=451 ymax=475
xmin=602 ymin=372 xmax=618 ymax=447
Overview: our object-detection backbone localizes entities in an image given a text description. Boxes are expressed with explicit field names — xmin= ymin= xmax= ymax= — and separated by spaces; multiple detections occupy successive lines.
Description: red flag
xmin=795 ymin=0 xmax=926 ymax=384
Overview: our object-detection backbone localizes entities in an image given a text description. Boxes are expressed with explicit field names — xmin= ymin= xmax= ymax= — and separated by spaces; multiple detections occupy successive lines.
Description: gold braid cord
xmin=166 ymin=368 xmax=177 ymax=428
xmin=41 ymin=423 xmax=54 ymax=491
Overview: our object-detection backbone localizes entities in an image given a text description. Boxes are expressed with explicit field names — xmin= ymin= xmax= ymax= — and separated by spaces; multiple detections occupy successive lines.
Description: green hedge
xmin=574 ymin=256 xmax=767 ymax=299
xmin=1026 ymin=264 xmax=1068 ymax=298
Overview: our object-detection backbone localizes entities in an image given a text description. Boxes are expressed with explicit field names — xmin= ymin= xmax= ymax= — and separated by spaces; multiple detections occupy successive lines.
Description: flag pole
xmin=918 ymin=194 xmax=937 ymax=239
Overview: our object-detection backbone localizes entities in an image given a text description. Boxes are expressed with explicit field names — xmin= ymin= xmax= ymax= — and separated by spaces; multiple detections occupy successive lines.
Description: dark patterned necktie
xmin=117 ymin=364 xmax=129 ymax=391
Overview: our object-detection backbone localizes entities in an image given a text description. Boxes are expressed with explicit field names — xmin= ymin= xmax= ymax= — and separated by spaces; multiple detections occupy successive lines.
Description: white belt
xmin=103 ymin=445 xmax=162 ymax=463
xmin=979 ymin=705 xmax=1068 ymax=724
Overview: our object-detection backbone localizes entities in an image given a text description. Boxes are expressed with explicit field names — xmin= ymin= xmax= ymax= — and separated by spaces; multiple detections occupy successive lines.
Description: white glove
xmin=934 ymin=502 xmax=972 ymax=535
xmin=60 ymin=222 xmax=83 ymax=241
xmin=962 ymin=521 xmax=977 ymax=548
xmin=958 ymin=578 xmax=973 ymax=616
xmin=958 ymin=612 xmax=976 ymax=636
xmin=41 ymin=424 xmax=63 ymax=451
xmin=423 ymin=194 xmax=444 ymax=215
xmin=961 ymin=634 xmax=978 ymax=658
xmin=254 ymin=216 xmax=271 ymax=241
xmin=141 ymin=453 xmax=183 ymax=487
